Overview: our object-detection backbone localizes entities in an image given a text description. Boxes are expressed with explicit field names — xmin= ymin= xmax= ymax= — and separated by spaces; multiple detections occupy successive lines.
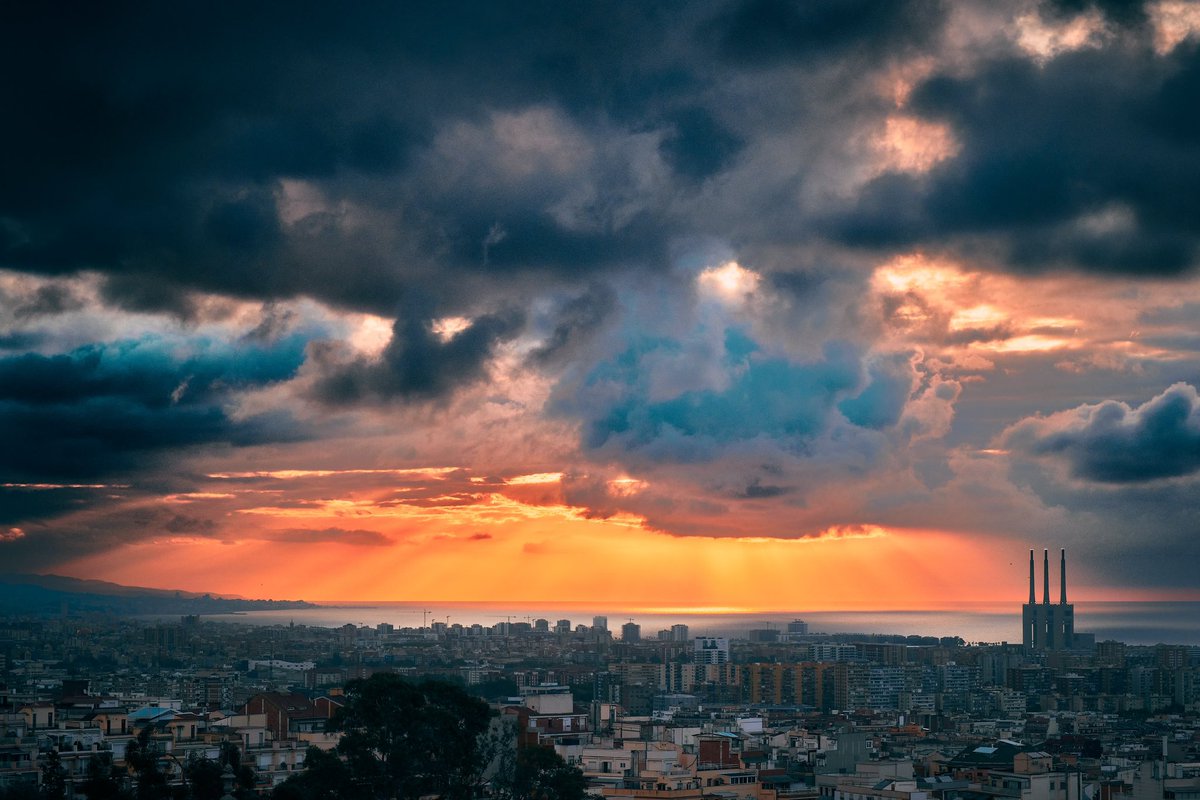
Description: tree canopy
xmin=272 ymin=674 xmax=585 ymax=800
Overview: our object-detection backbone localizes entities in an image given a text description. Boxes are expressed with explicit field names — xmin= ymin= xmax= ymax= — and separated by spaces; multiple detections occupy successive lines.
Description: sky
xmin=3 ymin=0 xmax=1200 ymax=609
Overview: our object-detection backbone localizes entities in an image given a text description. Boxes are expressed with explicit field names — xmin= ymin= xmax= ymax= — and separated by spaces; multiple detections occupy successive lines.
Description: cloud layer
xmin=3 ymin=0 xmax=1200 ymax=598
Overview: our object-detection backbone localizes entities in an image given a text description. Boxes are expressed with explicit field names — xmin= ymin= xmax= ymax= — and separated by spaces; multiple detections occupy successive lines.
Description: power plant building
xmin=1021 ymin=548 xmax=1074 ymax=651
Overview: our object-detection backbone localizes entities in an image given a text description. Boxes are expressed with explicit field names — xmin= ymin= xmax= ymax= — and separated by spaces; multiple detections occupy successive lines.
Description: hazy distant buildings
xmin=1022 ymin=548 xmax=1075 ymax=651
xmin=621 ymin=621 xmax=641 ymax=642
xmin=747 ymin=628 xmax=779 ymax=643
xmin=671 ymin=623 xmax=689 ymax=642
xmin=592 ymin=616 xmax=608 ymax=632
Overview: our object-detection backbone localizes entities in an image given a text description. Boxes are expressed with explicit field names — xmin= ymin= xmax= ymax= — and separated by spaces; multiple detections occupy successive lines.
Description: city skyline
xmin=4 ymin=2 xmax=1200 ymax=606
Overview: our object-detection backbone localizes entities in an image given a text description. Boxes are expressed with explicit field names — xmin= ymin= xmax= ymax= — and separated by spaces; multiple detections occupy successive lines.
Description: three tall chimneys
xmin=1028 ymin=548 xmax=1067 ymax=604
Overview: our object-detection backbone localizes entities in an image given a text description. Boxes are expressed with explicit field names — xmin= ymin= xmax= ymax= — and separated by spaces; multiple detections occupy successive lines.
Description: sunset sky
xmin=3 ymin=1 xmax=1200 ymax=609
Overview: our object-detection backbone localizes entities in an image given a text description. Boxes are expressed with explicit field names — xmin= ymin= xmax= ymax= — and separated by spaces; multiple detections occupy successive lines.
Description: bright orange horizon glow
xmin=54 ymin=504 xmax=1178 ymax=609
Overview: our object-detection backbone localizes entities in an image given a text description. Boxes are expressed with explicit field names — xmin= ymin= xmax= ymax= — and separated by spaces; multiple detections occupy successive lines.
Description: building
xmin=1021 ymin=549 xmax=1075 ymax=651
xmin=694 ymin=637 xmax=729 ymax=665
xmin=242 ymin=693 xmax=340 ymax=741
xmin=508 ymin=684 xmax=588 ymax=748
xmin=671 ymin=624 xmax=689 ymax=642
xmin=622 ymin=622 xmax=641 ymax=642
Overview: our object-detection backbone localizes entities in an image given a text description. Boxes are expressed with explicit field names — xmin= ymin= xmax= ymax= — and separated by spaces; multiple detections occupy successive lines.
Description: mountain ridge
xmin=0 ymin=573 xmax=316 ymax=616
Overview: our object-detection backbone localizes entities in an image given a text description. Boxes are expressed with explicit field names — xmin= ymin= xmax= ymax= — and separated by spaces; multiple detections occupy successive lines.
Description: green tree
xmin=40 ymin=749 xmax=68 ymax=800
xmin=328 ymin=675 xmax=492 ymax=800
xmin=271 ymin=747 xmax=353 ymax=800
xmin=124 ymin=728 xmax=169 ymax=800
xmin=492 ymin=746 xmax=586 ymax=800
xmin=183 ymin=758 xmax=223 ymax=800
xmin=219 ymin=743 xmax=256 ymax=797
xmin=80 ymin=753 xmax=129 ymax=800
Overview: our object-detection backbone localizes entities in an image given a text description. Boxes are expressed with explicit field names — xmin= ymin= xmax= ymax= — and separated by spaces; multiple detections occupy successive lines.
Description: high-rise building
xmin=671 ymin=624 xmax=689 ymax=642
xmin=592 ymin=616 xmax=608 ymax=632
xmin=621 ymin=621 xmax=641 ymax=642
xmin=1021 ymin=548 xmax=1074 ymax=650
xmin=694 ymin=636 xmax=729 ymax=665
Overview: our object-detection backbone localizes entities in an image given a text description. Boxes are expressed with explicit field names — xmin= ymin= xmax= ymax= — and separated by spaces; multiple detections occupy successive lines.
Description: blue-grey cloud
xmin=0 ymin=336 xmax=308 ymax=484
xmin=569 ymin=339 xmax=862 ymax=458
xmin=838 ymin=352 xmax=916 ymax=430
xmin=1004 ymin=382 xmax=1200 ymax=482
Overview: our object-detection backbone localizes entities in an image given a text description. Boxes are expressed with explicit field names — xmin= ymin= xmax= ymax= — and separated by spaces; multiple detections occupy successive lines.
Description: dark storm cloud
xmin=836 ymin=40 xmax=1200 ymax=275
xmin=1005 ymin=382 xmax=1200 ymax=482
xmin=309 ymin=305 xmax=524 ymax=404
xmin=0 ymin=0 xmax=973 ymax=327
xmin=0 ymin=504 xmax=223 ymax=572
xmin=708 ymin=0 xmax=946 ymax=67
xmin=0 ymin=337 xmax=308 ymax=483
xmin=659 ymin=107 xmax=746 ymax=182
xmin=530 ymin=283 xmax=618 ymax=366
xmin=0 ymin=486 xmax=121 ymax=528
xmin=12 ymin=284 xmax=85 ymax=318
xmin=0 ymin=2 xmax=694 ymax=317
xmin=1041 ymin=0 xmax=1149 ymax=26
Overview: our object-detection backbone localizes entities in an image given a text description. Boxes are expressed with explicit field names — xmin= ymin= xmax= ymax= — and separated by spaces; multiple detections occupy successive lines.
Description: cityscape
xmin=1 ymin=551 xmax=1199 ymax=799
xmin=4 ymin=1 xmax=1200 ymax=799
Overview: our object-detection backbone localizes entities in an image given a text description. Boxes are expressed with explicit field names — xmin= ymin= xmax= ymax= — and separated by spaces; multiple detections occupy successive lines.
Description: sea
xmin=199 ymin=600 xmax=1200 ymax=646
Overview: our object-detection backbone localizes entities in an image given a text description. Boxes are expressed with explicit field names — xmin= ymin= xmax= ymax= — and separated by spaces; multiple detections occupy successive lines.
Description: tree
xmin=271 ymin=747 xmax=353 ymax=800
xmin=124 ymin=728 xmax=171 ymax=800
xmin=41 ymin=749 xmax=68 ymax=800
xmin=492 ymin=746 xmax=587 ymax=800
xmin=327 ymin=675 xmax=493 ymax=800
xmin=80 ymin=753 xmax=129 ymax=800
xmin=219 ymin=743 xmax=257 ymax=797
xmin=183 ymin=759 xmax=223 ymax=800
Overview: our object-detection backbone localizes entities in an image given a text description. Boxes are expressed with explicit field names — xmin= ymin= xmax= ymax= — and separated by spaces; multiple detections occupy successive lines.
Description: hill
xmin=0 ymin=573 xmax=316 ymax=616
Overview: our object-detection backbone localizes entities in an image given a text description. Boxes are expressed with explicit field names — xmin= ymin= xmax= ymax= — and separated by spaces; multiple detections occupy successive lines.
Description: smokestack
xmin=1060 ymin=548 xmax=1067 ymax=604
xmin=1028 ymin=549 xmax=1036 ymax=605
xmin=1043 ymin=549 xmax=1050 ymax=604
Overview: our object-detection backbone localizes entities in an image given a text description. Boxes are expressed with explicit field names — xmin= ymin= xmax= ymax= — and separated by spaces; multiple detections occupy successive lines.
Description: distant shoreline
xmin=196 ymin=599 xmax=1200 ymax=647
